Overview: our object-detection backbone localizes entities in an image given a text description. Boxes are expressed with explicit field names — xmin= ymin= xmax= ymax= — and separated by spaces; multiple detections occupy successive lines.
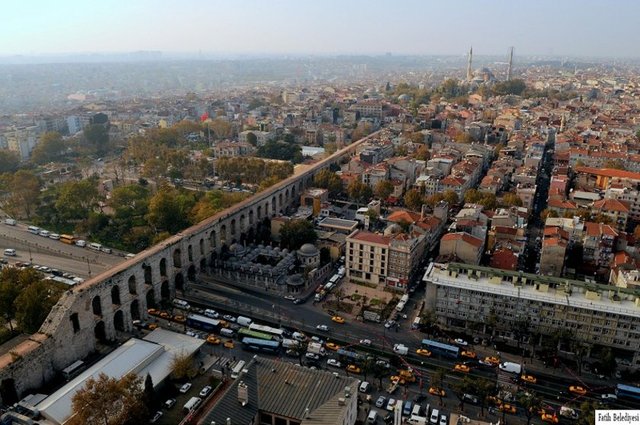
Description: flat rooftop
xmin=424 ymin=263 xmax=640 ymax=319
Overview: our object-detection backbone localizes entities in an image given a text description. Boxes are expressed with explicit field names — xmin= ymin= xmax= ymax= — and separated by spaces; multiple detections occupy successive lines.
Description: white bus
xmin=248 ymin=323 xmax=285 ymax=340
xmin=230 ymin=360 xmax=246 ymax=379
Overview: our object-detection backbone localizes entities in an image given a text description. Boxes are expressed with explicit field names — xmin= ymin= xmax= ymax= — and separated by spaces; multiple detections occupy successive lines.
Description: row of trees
xmin=256 ymin=137 xmax=304 ymax=163
xmin=464 ymin=189 xmax=523 ymax=210
xmin=216 ymin=157 xmax=293 ymax=188
xmin=0 ymin=267 xmax=65 ymax=336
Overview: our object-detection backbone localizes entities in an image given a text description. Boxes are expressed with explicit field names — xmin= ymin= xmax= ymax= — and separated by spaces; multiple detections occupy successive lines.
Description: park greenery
xmin=0 ymin=267 xmax=65 ymax=339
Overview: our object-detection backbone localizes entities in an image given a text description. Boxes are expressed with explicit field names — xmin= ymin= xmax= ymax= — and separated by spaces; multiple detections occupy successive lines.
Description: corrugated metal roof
xmin=200 ymin=357 xmax=358 ymax=424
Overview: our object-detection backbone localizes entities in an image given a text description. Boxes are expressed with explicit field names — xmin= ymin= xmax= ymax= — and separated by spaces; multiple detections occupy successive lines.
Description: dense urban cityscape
xmin=1 ymin=2 xmax=640 ymax=425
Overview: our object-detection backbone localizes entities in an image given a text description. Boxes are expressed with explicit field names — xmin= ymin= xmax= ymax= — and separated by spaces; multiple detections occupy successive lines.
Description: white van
xmin=408 ymin=416 xmax=428 ymax=425
xmin=204 ymin=309 xmax=218 ymax=318
xmin=220 ymin=328 xmax=234 ymax=337
xmin=39 ymin=230 xmax=50 ymax=238
xmin=183 ymin=396 xmax=202 ymax=413
xmin=89 ymin=242 xmax=102 ymax=251
xmin=412 ymin=404 xmax=422 ymax=416
xmin=359 ymin=381 xmax=371 ymax=393
xmin=430 ymin=409 xmax=439 ymax=425
xmin=75 ymin=239 xmax=86 ymax=247
xmin=173 ymin=299 xmax=190 ymax=309
xmin=367 ymin=410 xmax=378 ymax=424
xmin=4 ymin=218 xmax=16 ymax=226
xmin=27 ymin=225 xmax=40 ymax=234
xmin=3 ymin=249 xmax=16 ymax=257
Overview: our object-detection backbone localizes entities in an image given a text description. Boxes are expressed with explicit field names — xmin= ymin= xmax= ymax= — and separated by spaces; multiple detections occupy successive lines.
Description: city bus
xmin=616 ymin=383 xmax=640 ymax=400
xmin=238 ymin=328 xmax=274 ymax=341
xmin=248 ymin=323 xmax=285 ymax=340
xmin=240 ymin=337 xmax=281 ymax=355
xmin=60 ymin=234 xmax=76 ymax=244
xmin=337 ymin=348 xmax=366 ymax=363
xmin=421 ymin=339 xmax=460 ymax=358
xmin=186 ymin=314 xmax=221 ymax=332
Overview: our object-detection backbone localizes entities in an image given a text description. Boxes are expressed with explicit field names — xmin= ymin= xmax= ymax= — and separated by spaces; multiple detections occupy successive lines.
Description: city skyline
xmin=4 ymin=0 xmax=640 ymax=59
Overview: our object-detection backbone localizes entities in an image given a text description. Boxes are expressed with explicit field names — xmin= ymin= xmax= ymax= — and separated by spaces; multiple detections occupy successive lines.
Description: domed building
xmin=297 ymin=243 xmax=320 ymax=268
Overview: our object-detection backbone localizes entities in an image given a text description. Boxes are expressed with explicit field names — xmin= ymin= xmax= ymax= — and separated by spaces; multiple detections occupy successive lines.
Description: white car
xmin=316 ymin=324 xmax=329 ymax=332
xmin=179 ymin=383 xmax=192 ymax=393
xmin=150 ymin=411 xmax=163 ymax=423
xmin=360 ymin=339 xmax=372 ymax=346
xmin=284 ymin=295 xmax=296 ymax=301
xmin=601 ymin=393 xmax=617 ymax=401
xmin=386 ymin=398 xmax=396 ymax=411
xmin=454 ymin=338 xmax=469 ymax=346
xmin=305 ymin=352 xmax=320 ymax=360
xmin=384 ymin=320 xmax=396 ymax=329
xmin=375 ymin=395 xmax=386 ymax=408
xmin=327 ymin=358 xmax=342 ymax=368
xmin=223 ymin=315 xmax=236 ymax=322
xmin=439 ymin=414 xmax=448 ymax=425
xmin=199 ymin=386 xmax=212 ymax=397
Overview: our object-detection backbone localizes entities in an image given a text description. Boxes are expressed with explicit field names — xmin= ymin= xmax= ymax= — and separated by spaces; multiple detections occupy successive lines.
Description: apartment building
xmin=423 ymin=263 xmax=640 ymax=370
xmin=345 ymin=231 xmax=390 ymax=287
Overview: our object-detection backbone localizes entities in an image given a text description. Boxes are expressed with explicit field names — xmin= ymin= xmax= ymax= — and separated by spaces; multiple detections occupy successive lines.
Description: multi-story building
xmin=213 ymin=140 xmax=255 ymax=158
xmin=423 ymin=262 xmax=640 ymax=370
xmin=345 ymin=231 xmax=390 ymax=287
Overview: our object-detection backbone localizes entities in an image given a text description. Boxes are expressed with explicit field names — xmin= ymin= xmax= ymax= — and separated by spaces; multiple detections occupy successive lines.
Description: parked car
xmin=199 ymin=386 xmax=212 ymax=397
xmin=150 ymin=411 xmax=163 ymax=423
xmin=360 ymin=339 xmax=372 ymax=346
xmin=375 ymin=395 xmax=386 ymax=408
xmin=164 ymin=398 xmax=176 ymax=409
xmin=179 ymin=383 xmax=192 ymax=393
xmin=327 ymin=359 xmax=342 ymax=368
xmin=316 ymin=324 xmax=329 ymax=332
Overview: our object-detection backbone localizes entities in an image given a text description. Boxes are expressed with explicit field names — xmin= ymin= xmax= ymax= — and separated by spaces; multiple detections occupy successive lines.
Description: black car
xmin=414 ymin=394 xmax=427 ymax=403
xmin=383 ymin=413 xmax=393 ymax=424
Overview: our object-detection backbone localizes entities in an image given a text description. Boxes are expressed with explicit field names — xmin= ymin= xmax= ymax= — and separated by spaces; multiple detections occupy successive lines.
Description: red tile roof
xmin=490 ymin=248 xmax=518 ymax=271
xmin=441 ymin=232 xmax=483 ymax=248
xmin=348 ymin=230 xmax=390 ymax=246
xmin=575 ymin=167 xmax=640 ymax=180
xmin=592 ymin=198 xmax=630 ymax=213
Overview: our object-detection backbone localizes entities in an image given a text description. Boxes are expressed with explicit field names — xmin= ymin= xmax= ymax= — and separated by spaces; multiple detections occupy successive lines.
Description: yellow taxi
xmin=390 ymin=376 xmax=406 ymax=385
xmin=148 ymin=323 xmax=159 ymax=330
xmin=159 ymin=311 xmax=171 ymax=319
xmin=541 ymin=413 xmax=559 ymax=424
xmin=416 ymin=348 xmax=432 ymax=357
xmin=207 ymin=335 xmax=221 ymax=345
xmin=173 ymin=315 xmax=186 ymax=323
xmin=147 ymin=308 xmax=159 ymax=316
xmin=219 ymin=320 xmax=229 ymax=328
xmin=520 ymin=374 xmax=537 ymax=384
xmin=461 ymin=350 xmax=477 ymax=359
xmin=453 ymin=363 xmax=470 ymax=373
xmin=428 ymin=387 xmax=446 ymax=397
xmin=331 ymin=316 xmax=345 ymax=324
xmin=325 ymin=342 xmax=341 ymax=351
xmin=499 ymin=403 xmax=517 ymax=414
xmin=568 ymin=385 xmax=587 ymax=396
xmin=484 ymin=356 xmax=500 ymax=366
xmin=223 ymin=340 xmax=235 ymax=349
xmin=346 ymin=364 xmax=361 ymax=373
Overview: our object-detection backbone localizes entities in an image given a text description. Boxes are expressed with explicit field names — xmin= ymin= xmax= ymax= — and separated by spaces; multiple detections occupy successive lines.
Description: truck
xmin=363 ymin=310 xmax=382 ymax=323
xmin=498 ymin=362 xmax=522 ymax=374
xmin=387 ymin=379 xmax=400 ymax=394
xmin=236 ymin=316 xmax=253 ymax=327
xmin=396 ymin=294 xmax=410 ymax=312
xmin=307 ymin=341 xmax=327 ymax=356
xmin=393 ymin=344 xmax=409 ymax=355
xmin=281 ymin=338 xmax=299 ymax=349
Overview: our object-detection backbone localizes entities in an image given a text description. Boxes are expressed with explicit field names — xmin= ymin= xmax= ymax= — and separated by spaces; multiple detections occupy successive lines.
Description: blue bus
xmin=186 ymin=314 xmax=221 ymax=332
xmin=241 ymin=337 xmax=281 ymax=354
xmin=337 ymin=348 xmax=366 ymax=362
xmin=616 ymin=383 xmax=640 ymax=400
xmin=421 ymin=339 xmax=460 ymax=358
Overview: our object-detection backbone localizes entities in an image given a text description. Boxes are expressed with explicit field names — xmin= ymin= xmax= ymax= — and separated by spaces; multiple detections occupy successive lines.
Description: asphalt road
xmin=0 ymin=222 xmax=125 ymax=278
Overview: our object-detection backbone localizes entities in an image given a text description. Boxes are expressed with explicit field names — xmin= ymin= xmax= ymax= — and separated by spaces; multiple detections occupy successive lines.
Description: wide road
xmin=0 ymin=222 xmax=125 ymax=278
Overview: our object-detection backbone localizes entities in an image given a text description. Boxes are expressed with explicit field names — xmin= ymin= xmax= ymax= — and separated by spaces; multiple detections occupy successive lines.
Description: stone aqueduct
xmin=0 ymin=132 xmax=381 ymax=400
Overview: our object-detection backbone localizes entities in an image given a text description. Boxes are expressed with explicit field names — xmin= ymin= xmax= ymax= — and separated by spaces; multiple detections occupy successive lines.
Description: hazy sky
xmin=3 ymin=0 xmax=639 ymax=58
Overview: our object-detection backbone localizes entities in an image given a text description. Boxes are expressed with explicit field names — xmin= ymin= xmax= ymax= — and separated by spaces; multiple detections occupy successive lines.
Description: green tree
xmin=279 ymin=219 xmax=317 ymax=250
xmin=246 ymin=132 xmax=258 ymax=146
xmin=109 ymin=184 xmax=150 ymax=221
xmin=257 ymin=140 xmax=303 ymax=163
xmin=146 ymin=184 xmax=194 ymax=234
xmin=425 ymin=193 xmax=445 ymax=208
xmin=414 ymin=144 xmax=430 ymax=161
xmin=443 ymin=190 xmax=459 ymax=206
xmin=517 ymin=391 xmax=542 ymax=425
xmin=55 ymin=179 xmax=101 ymax=222
xmin=5 ymin=170 xmax=41 ymax=219
xmin=451 ymin=376 xmax=474 ymax=411
xmin=347 ymin=180 xmax=373 ymax=206
xmin=143 ymin=374 xmax=155 ymax=406
xmin=68 ymin=372 xmax=148 ymax=425
xmin=473 ymin=378 xmax=496 ymax=418
xmin=374 ymin=180 xmax=394 ymax=201
xmin=30 ymin=131 xmax=66 ymax=164
xmin=209 ymin=118 xmax=233 ymax=140
xmin=502 ymin=192 xmax=523 ymax=207
xmin=404 ymin=188 xmax=424 ymax=211
xmin=83 ymin=124 xmax=110 ymax=156
xmin=0 ymin=150 xmax=19 ymax=173
xmin=15 ymin=280 xmax=64 ymax=333
xmin=431 ymin=368 xmax=447 ymax=406
xmin=170 ymin=353 xmax=197 ymax=381
xmin=577 ymin=401 xmax=598 ymax=425
xmin=540 ymin=208 xmax=558 ymax=220
xmin=313 ymin=169 xmax=343 ymax=195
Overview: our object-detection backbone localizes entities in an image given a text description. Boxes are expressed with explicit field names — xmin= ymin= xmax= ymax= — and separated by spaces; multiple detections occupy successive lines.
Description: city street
xmin=0 ymin=222 xmax=125 ymax=277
